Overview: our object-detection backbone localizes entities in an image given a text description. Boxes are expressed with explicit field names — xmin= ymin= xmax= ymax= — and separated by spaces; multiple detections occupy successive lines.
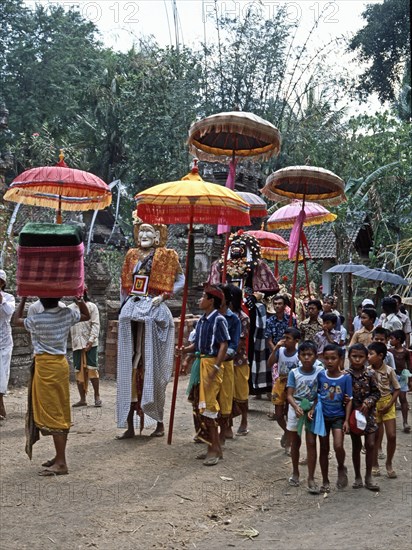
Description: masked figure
xmin=116 ymin=217 xmax=184 ymax=438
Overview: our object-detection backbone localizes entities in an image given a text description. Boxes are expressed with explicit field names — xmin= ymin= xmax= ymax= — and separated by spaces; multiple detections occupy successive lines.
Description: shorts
xmin=272 ymin=377 xmax=287 ymax=406
xmin=324 ymin=416 xmax=344 ymax=433
xmin=375 ymin=394 xmax=396 ymax=423
xmin=397 ymin=374 xmax=409 ymax=393
xmin=286 ymin=406 xmax=298 ymax=432
xmin=73 ymin=347 xmax=98 ymax=371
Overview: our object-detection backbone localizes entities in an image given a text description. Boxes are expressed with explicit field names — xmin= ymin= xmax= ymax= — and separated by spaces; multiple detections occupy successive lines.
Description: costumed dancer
xmin=183 ymin=285 xmax=230 ymax=466
xmin=116 ymin=216 xmax=184 ymax=439
xmin=208 ymin=231 xmax=279 ymax=395
xmin=13 ymin=295 xmax=90 ymax=475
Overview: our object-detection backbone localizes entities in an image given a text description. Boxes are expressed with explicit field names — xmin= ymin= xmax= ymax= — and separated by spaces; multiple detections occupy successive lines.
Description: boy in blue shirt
xmin=318 ymin=344 xmax=352 ymax=492
xmin=287 ymin=341 xmax=324 ymax=494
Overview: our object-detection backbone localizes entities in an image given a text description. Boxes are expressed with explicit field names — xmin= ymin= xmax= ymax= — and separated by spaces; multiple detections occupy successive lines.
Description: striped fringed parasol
xmin=267 ymin=200 xmax=337 ymax=229
xmin=188 ymin=111 xmax=281 ymax=161
xmin=4 ymin=151 xmax=111 ymax=223
xmin=262 ymin=166 xmax=346 ymax=206
xmin=236 ymin=192 xmax=268 ymax=218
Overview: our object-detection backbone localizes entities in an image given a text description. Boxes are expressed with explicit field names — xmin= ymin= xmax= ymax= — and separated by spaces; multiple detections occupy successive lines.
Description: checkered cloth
xmin=17 ymin=243 xmax=84 ymax=297
xmin=250 ymin=303 xmax=271 ymax=391
xmin=116 ymin=297 xmax=175 ymax=429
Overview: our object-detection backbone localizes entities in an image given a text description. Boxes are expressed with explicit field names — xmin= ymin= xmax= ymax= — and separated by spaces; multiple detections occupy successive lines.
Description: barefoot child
xmin=317 ymin=344 xmax=352 ymax=492
xmin=368 ymin=342 xmax=400 ymax=478
xmin=389 ymin=330 xmax=411 ymax=433
xmin=286 ymin=341 xmax=324 ymax=493
xmin=348 ymin=344 xmax=381 ymax=491
xmin=268 ymin=328 xmax=301 ymax=454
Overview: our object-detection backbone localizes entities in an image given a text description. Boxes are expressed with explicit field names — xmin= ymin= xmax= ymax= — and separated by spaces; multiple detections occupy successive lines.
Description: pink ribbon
xmin=217 ymin=158 xmax=238 ymax=235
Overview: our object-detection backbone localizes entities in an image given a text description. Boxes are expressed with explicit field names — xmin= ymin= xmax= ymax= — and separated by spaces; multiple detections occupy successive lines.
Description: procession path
xmin=1 ymin=379 xmax=411 ymax=549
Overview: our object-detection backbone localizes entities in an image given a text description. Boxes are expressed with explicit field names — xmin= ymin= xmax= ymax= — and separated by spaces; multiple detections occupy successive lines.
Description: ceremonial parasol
xmin=267 ymin=200 xmax=337 ymax=229
xmin=188 ymin=111 xmax=281 ymax=161
xmin=244 ymin=229 xmax=287 ymax=278
xmin=353 ymin=267 xmax=409 ymax=286
xmin=188 ymin=112 xmax=280 ymax=281
xmin=134 ymin=166 xmax=251 ymax=444
xmin=262 ymin=165 xmax=345 ymax=321
xmin=235 ymin=192 xmax=268 ymax=218
xmin=4 ymin=151 xmax=112 ymax=223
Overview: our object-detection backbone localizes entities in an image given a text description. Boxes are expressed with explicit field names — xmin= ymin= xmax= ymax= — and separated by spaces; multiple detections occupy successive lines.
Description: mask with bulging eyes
xmin=230 ymin=242 xmax=246 ymax=259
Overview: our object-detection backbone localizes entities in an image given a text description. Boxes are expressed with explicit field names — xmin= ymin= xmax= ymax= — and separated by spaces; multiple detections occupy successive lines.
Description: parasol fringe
xmin=190 ymin=118 xmax=280 ymax=147
xmin=189 ymin=143 xmax=277 ymax=161
xmin=267 ymin=212 xmax=337 ymax=230
xmin=137 ymin=204 xmax=251 ymax=227
xmin=4 ymin=188 xmax=112 ymax=210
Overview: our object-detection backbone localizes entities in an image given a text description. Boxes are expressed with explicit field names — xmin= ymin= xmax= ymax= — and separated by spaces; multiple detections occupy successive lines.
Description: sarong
xmin=217 ymin=359 xmax=234 ymax=416
xmin=0 ymin=344 xmax=13 ymax=394
xmin=32 ymin=353 xmax=71 ymax=434
xmin=199 ymin=357 xmax=224 ymax=418
xmin=233 ymin=363 xmax=250 ymax=403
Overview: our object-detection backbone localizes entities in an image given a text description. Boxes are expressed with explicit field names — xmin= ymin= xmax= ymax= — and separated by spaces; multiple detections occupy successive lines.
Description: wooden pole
xmin=168 ymin=206 xmax=194 ymax=444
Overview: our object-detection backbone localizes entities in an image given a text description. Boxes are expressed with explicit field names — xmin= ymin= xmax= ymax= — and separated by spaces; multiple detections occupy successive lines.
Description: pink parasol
xmin=266 ymin=200 xmax=337 ymax=229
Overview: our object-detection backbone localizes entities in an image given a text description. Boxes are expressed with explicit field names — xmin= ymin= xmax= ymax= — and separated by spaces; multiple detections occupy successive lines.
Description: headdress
xmin=132 ymin=210 xmax=168 ymax=248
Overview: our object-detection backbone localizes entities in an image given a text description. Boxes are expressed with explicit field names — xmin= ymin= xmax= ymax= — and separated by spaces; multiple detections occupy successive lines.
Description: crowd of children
xmin=271 ymin=294 xmax=411 ymax=494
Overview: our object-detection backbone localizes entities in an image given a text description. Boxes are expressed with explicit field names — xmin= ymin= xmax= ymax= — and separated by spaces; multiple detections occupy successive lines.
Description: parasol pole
xmin=168 ymin=201 xmax=195 ymax=444
xmin=56 ymin=195 xmax=62 ymax=224
xmin=274 ymin=256 xmax=279 ymax=279
xmin=221 ymin=150 xmax=237 ymax=283
xmin=289 ymin=194 xmax=306 ymax=325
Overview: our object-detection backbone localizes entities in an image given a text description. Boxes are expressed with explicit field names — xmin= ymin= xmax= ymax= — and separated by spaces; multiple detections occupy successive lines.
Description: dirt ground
xmin=1 ymin=378 xmax=411 ymax=550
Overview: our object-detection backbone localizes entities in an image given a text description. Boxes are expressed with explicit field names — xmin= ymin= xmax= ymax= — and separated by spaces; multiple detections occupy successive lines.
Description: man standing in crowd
xmin=0 ymin=270 xmax=15 ymax=420
xmin=70 ymin=287 xmax=101 ymax=408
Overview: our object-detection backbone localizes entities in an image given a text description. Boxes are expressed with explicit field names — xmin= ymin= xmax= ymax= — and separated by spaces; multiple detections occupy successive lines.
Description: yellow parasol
xmin=135 ymin=166 xmax=251 ymax=444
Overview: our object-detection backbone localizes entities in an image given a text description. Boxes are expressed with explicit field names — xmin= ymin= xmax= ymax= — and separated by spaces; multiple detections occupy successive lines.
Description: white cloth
xmin=380 ymin=313 xmax=403 ymax=332
xmin=116 ymin=297 xmax=175 ymax=428
xmin=0 ymin=291 xmax=15 ymax=349
xmin=352 ymin=315 xmax=362 ymax=333
xmin=69 ymin=302 xmax=100 ymax=350
xmin=0 ymin=345 xmax=13 ymax=394
xmin=27 ymin=300 xmax=66 ymax=316
xmin=24 ymin=307 xmax=80 ymax=355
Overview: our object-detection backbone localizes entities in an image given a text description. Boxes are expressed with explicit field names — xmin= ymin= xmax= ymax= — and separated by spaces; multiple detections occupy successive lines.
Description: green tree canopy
xmin=349 ymin=0 xmax=411 ymax=102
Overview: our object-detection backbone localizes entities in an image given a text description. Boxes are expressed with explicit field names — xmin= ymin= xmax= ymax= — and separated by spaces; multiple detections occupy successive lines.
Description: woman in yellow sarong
xmin=13 ymin=296 xmax=89 ymax=476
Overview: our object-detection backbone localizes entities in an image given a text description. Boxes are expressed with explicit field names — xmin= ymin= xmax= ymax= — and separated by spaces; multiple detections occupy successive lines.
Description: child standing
xmin=268 ymin=328 xmax=301 ymax=454
xmin=368 ymin=342 xmax=400 ymax=478
xmin=286 ymin=341 xmax=324 ymax=494
xmin=317 ymin=344 xmax=352 ymax=492
xmin=349 ymin=308 xmax=377 ymax=347
xmin=389 ymin=330 xmax=411 ymax=433
xmin=372 ymin=327 xmax=396 ymax=370
xmin=315 ymin=313 xmax=343 ymax=360
xmin=347 ymin=344 xmax=381 ymax=491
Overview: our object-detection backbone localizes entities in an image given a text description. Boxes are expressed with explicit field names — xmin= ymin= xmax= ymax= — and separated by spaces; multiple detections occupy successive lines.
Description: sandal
xmin=94 ymin=399 xmax=102 ymax=407
xmin=320 ymin=484 xmax=331 ymax=493
xmin=203 ymin=456 xmax=220 ymax=466
xmin=336 ymin=466 xmax=348 ymax=490
xmin=72 ymin=401 xmax=87 ymax=408
xmin=307 ymin=484 xmax=320 ymax=495
xmin=38 ymin=467 xmax=68 ymax=476
xmin=352 ymin=479 xmax=364 ymax=489
xmin=267 ymin=412 xmax=276 ymax=420
xmin=236 ymin=428 xmax=249 ymax=436
xmin=371 ymin=467 xmax=381 ymax=477
xmin=378 ymin=452 xmax=386 ymax=460
xmin=365 ymin=480 xmax=380 ymax=491
xmin=288 ymin=476 xmax=300 ymax=487
xmin=150 ymin=429 xmax=165 ymax=437
xmin=386 ymin=469 xmax=397 ymax=479
xmin=41 ymin=459 xmax=55 ymax=468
